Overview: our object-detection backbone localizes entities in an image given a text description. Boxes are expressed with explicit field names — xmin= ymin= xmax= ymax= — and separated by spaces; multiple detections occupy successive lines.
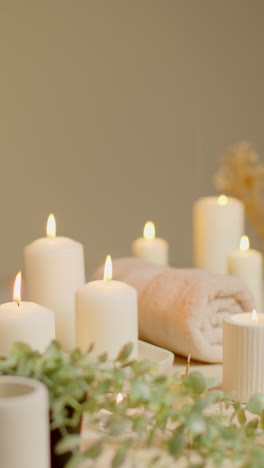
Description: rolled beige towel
xmin=92 ymin=257 xmax=254 ymax=363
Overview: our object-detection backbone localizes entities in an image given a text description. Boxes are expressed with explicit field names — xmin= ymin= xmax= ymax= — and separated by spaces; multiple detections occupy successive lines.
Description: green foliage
xmin=247 ymin=393 xmax=264 ymax=415
xmin=0 ymin=341 xmax=264 ymax=468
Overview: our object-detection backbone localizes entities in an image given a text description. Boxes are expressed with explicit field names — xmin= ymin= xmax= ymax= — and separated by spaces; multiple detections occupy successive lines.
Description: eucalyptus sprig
xmin=1 ymin=341 xmax=264 ymax=468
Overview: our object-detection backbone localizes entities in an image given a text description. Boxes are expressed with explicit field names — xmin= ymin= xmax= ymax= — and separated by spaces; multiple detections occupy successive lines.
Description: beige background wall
xmin=0 ymin=1 xmax=263 ymax=286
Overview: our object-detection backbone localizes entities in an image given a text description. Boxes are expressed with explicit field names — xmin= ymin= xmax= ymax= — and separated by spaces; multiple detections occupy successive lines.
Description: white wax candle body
xmin=223 ymin=313 xmax=264 ymax=402
xmin=76 ymin=280 xmax=138 ymax=360
xmin=131 ymin=237 xmax=168 ymax=266
xmin=0 ymin=376 xmax=50 ymax=468
xmin=24 ymin=236 xmax=85 ymax=352
xmin=193 ymin=197 xmax=244 ymax=273
xmin=228 ymin=248 xmax=263 ymax=312
xmin=0 ymin=301 xmax=55 ymax=356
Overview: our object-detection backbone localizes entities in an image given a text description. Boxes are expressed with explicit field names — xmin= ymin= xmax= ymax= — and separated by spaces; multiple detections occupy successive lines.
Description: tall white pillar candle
xmin=0 ymin=272 xmax=55 ymax=357
xmin=228 ymin=236 xmax=263 ymax=312
xmin=76 ymin=255 xmax=138 ymax=359
xmin=223 ymin=311 xmax=264 ymax=402
xmin=131 ymin=221 xmax=169 ymax=266
xmin=24 ymin=214 xmax=85 ymax=352
xmin=0 ymin=376 xmax=50 ymax=468
xmin=193 ymin=195 xmax=244 ymax=273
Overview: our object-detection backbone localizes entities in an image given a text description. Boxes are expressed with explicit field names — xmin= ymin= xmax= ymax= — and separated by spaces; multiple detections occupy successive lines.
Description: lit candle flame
xmin=116 ymin=393 xmax=124 ymax=405
xmin=218 ymin=194 xmax=228 ymax=206
xmin=104 ymin=255 xmax=112 ymax=282
xmin=46 ymin=213 xmax=56 ymax=238
xmin=143 ymin=221 xmax=155 ymax=240
xmin=252 ymin=309 xmax=257 ymax=323
xmin=240 ymin=235 xmax=250 ymax=251
xmin=13 ymin=271 xmax=22 ymax=306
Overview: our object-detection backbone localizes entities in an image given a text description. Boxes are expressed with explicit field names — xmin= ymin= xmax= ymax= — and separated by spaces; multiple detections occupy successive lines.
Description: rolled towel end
xmin=91 ymin=257 xmax=255 ymax=363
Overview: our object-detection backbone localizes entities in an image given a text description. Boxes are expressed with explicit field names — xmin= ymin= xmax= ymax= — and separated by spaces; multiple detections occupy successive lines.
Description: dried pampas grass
xmin=213 ymin=142 xmax=264 ymax=249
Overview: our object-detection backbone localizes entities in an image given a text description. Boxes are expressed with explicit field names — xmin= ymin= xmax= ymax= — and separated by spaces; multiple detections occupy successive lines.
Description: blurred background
xmin=0 ymin=0 xmax=263 ymax=283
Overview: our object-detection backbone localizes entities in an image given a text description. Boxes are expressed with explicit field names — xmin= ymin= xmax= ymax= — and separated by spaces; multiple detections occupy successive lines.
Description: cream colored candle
xmin=228 ymin=235 xmax=263 ymax=312
xmin=0 ymin=272 xmax=55 ymax=356
xmin=193 ymin=195 xmax=244 ymax=273
xmin=24 ymin=214 xmax=85 ymax=352
xmin=223 ymin=311 xmax=264 ymax=402
xmin=131 ymin=221 xmax=169 ymax=265
xmin=76 ymin=255 xmax=138 ymax=359
xmin=0 ymin=376 xmax=50 ymax=468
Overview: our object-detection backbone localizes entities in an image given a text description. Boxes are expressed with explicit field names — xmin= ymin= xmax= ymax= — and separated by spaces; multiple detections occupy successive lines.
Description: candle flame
xmin=13 ymin=271 xmax=22 ymax=306
xmin=252 ymin=309 xmax=257 ymax=323
xmin=218 ymin=194 xmax=228 ymax=206
xmin=46 ymin=213 xmax=56 ymax=238
xmin=240 ymin=235 xmax=250 ymax=251
xmin=143 ymin=221 xmax=155 ymax=240
xmin=104 ymin=255 xmax=112 ymax=282
xmin=116 ymin=393 xmax=124 ymax=405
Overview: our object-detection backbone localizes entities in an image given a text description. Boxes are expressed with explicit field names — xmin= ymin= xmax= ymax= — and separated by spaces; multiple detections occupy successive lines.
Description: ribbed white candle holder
xmin=0 ymin=376 xmax=50 ymax=468
xmin=223 ymin=313 xmax=264 ymax=402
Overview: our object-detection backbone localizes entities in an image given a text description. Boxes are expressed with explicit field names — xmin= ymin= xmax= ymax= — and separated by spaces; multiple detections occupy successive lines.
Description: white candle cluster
xmin=193 ymin=195 xmax=263 ymax=312
xmin=193 ymin=194 xmax=264 ymax=401
xmin=0 ymin=195 xmax=263 ymax=390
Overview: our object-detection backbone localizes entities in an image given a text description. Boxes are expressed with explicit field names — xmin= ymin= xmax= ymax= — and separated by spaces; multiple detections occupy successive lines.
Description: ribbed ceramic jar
xmin=223 ymin=313 xmax=264 ymax=402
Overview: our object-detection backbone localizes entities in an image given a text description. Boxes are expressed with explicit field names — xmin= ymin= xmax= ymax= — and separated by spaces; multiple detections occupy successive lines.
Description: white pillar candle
xmin=24 ymin=214 xmax=85 ymax=352
xmin=0 ymin=272 xmax=55 ymax=357
xmin=228 ymin=235 xmax=263 ymax=312
xmin=223 ymin=311 xmax=264 ymax=402
xmin=193 ymin=195 xmax=244 ymax=273
xmin=131 ymin=221 xmax=169 ymax=266
xmin=0 ymin=376 xmax=50 ymax=468
xmin=76 ymin=255 xmax=138 ymax=359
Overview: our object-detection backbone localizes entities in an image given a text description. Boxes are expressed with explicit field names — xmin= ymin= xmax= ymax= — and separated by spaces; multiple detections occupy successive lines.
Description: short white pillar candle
xmin=0 ymin=272 xmax=55 ymax=357
xmin=193 ymin=195 xmax=244 ymax=273
xmin=24 ymin=214 xmax=85 ymax=352
xmin=0 ymin=376 xmax=50 ymax=468
xmin=228 ymin=235 xmax=263 ymax=312
xmin=131 ymin=221 xmax=169 ymax=266
xmin=223 ymin=311 xmax=264 ymax=402
xmin=76 ymin=255 xmax=138 ymax=360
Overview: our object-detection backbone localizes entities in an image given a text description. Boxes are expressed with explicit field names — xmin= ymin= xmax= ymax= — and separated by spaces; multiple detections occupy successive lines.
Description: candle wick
xmin=16 ymin=300 xmax=21 ymax=307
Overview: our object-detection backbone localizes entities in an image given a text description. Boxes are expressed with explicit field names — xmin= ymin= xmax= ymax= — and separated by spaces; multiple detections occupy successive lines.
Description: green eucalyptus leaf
xmin=98 ymin=352 xmax=108 ymax=363
xmin=111 ymin=439 xmax=132 ymax=468
xmin=10 ymin=342 xmax=33 ymax=355
xmin=84 ymin=440 xmax=103 ymax=459
xmin=55 ymin=434 xmax=81 ymax=455
xmin=183 ymin=371 xmax=207 ymax=395
xmin=130 ymin=379 xmax=151 ymax=404
xmin=247 ymin=393 xmax=264 ymax=415
xmin=87 ymin=342 xmax=94 ymax=353
xmin=187 ymin=412 xmax=206 ymax=435
xmin=115 ymin=342 xmax=133 ymax=362
xmin=208 ymin=389 xmax=224 ymax=403
xmin=168 ymin=427 xmax=184 ymax=455
xmin=260 ymin=409 xmax=264 ymax=430
xmin=245 ymin=417 xmax=259 ymax=437
xmin=237 ymin=408 xmax=246 ymax=425
xmin=64 ymin=452 xmax=86 ymax=468
xmin=206 ymin=377 xmax=219 ymax=389
xmin=233 ymin=401 xmax=241 ymax=410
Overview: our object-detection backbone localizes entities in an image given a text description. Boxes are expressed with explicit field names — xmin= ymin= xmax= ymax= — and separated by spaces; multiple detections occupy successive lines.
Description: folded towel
xmin=92 ymin=257 xmax=254 ymax=363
